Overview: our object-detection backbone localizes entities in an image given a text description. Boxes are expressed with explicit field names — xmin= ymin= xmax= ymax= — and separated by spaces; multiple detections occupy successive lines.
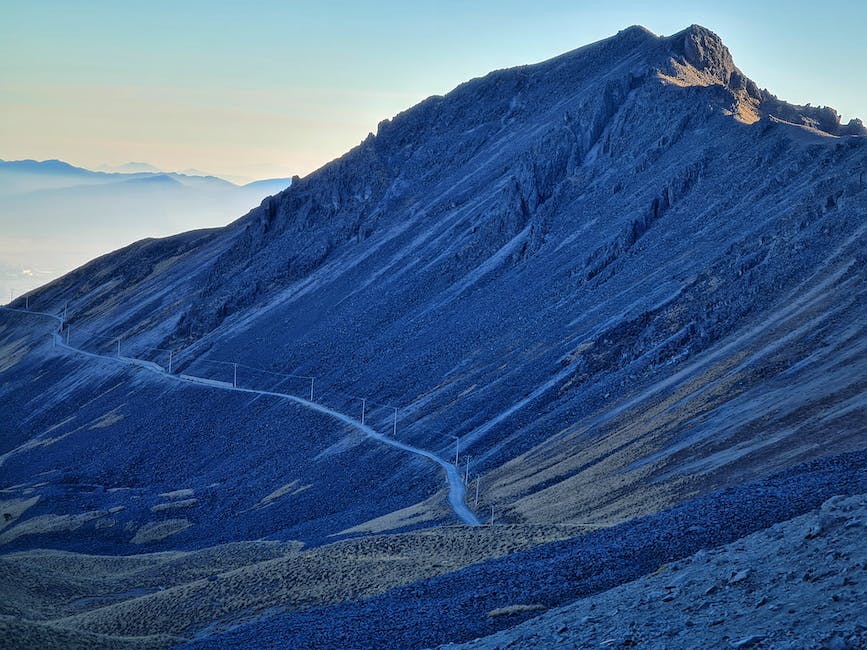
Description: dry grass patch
xmin=0 ymin=496 xmax=40 ymax=532
xmin=0 ymin=512 xmax=107 ymax=546
xmin=2 ymin=525 xmax=573 ymax=645
xmin=150 ymin=500 xmax=196 ymax=513
xmin=158 ymin=489 xmax=194 ymax=500
xmin=488 ymin=603 xmax=546 ymax=618
xmin=0 ymin=336 xmax=30 ymax=373
xmin=130 ymin=520 xmax=191 ymax=545
xmin=337 ymin=493 xmax=446 ymax=535
xmin=0 ymin=615 xmax=175 ymax=650
xmin=88 ymin=407 xmax=124 ymax=429
xmin=256 ymin=480 xmax=311 ymax=508
xmin=0 ymin=542 xmax=294 ymax=622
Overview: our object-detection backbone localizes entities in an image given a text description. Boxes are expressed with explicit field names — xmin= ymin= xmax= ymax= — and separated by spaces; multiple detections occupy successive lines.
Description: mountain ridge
xmin=3 ymin=27 xmax=867 ymax=632
xmin=2 ymin=23 xmax=865 ymax=648
xmin=14 ymin=23 xmax=862 ymax=529
xmin=175 ymin=23 xmax=862 ymax=337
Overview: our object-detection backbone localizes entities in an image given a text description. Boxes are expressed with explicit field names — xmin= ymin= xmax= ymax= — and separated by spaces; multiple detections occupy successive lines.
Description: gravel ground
xmin=177 ymin=450 xmax=867 ymax=649
xmin=442 ymin=492 xmax=867 ymax=649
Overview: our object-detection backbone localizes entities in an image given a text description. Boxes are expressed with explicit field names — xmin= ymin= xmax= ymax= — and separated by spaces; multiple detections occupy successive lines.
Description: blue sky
xmin=1 ymin=1 xmax=865 ymax=181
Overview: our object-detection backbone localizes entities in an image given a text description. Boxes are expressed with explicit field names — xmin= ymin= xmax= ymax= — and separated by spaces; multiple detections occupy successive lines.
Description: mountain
xmin=0 ymin=158 xmax=257 ymax=197
xmin=0 ymin=158 xmax=107 ymax=194
xmin=241 ymin=176 xmax=295 ymax=194
xmin=0 ymin=160 xmax=292 ymax=304
xmin=97 ymin=162 xmax=165 ymax=174
xmin=1 ymin=25 xmax=865 ymax=649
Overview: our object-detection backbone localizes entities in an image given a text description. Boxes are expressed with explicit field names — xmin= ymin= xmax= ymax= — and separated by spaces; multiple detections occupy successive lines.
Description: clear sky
xmin=1 ymin=1 xmax=865 ymax=182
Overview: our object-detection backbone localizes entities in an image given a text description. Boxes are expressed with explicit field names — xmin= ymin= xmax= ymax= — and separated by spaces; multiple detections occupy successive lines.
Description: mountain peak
xmin=615 ymin=24 xmax=656 ymax=39
xmin=664 ymin=24 xmax=738 ymax=87
xmin=679 ymin=25 xmax=734 ymax=74
xmin=657 ymin=25 xmax=865 ymax=135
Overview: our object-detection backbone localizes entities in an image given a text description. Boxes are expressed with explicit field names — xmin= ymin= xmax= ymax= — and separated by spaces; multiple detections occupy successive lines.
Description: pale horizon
xmin=2 ymin=1 xmax=865 ymax=183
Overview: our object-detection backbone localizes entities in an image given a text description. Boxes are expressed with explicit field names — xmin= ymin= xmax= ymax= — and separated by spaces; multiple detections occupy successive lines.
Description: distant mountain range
xmin=0 ymin=158 xmax=292 ymax=196
xmin=96 ymin=162 xmax=165 ymax=173
xmin=0 ymin=158 xmax=293 ymax=300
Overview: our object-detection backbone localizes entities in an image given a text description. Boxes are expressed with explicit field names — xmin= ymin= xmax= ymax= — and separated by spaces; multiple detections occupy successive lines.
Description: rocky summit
xmin=1 ymin=25 xmax=865 ymax=649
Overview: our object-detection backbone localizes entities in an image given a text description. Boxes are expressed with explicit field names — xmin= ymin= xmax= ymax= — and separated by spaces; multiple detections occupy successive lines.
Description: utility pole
xmin=25 ymin=296 xmax=28 ymax=309
xmin=233 ymin=363 xmax=238 ymax=388
xmin=168 ymin=350 xmax=173 ymax=374
xmin=464 ymin=456 xmax=471 ymax=485
xmin=63 ymin=301 xmax=68 ymax=323
xmin=361 ymin=398 xmax=366 ymax=425
xmin=65 ymin=324 xmax=70 ymax=345
xmin=309 ymin=377 xmax=314 ymax=401
xmin=474 ymin=477 xmax=480 ymax=508
xmin=490 ymin=505 xmax=495 ymax=526
xmin=392 ymin=407 xmax=398 ymax=437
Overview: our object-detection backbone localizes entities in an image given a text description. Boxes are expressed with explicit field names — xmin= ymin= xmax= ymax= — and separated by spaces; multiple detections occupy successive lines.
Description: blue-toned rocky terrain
xmin=1 ymin=25 xmax=864 ymax=649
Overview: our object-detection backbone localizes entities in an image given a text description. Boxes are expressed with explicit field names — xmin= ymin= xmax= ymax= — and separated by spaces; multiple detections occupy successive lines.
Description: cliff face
xmin=9 ymin=25 xmax=867 ymax=532
xmin=170 ymin=25 xmax=864 ymax=335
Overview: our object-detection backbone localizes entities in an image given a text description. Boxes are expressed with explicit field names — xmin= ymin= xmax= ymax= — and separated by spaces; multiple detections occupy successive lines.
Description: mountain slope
xmin=1 ymin=24 xmax=866 ymax=648
xmin=441 ymin=492 xmax=867 ymax=650
xmin=7 ymin=23 xmax=867 ymax=527
xmin=19 ymin=24 xmax=863 ymax=525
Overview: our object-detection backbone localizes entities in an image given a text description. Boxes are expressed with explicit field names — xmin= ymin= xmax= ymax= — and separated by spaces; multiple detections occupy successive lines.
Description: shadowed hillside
xmin=2 ymin=24 xmax=865 ymax=649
